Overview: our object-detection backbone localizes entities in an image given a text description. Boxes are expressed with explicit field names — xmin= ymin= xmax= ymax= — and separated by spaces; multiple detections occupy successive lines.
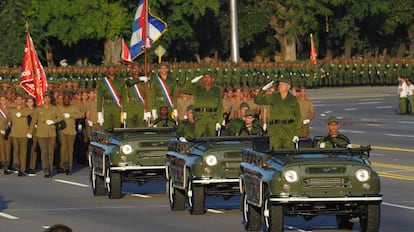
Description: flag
xmin=130 ymin=0 xmax=167 ymax=60
xmin=121 ymin=38 xmax=133 ymax=65
xmin=20 ymin=32 xmax=48 ymax=106
xmin=310 ymin=33 xmax=317 ymax=65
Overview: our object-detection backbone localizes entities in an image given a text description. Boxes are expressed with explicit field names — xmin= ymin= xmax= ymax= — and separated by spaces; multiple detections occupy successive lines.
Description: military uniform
xmin=124 ymin=77 xmax=147 ymax=127
xmin=254 ymin=81 xmax=301 ymax=149
xmin=96 ymin=75 xmax=125 ymax=128
xmin=176 ymin=105 xmax=195 ymax=138
xmin=0 ymin=95 xmax=12 ymax=174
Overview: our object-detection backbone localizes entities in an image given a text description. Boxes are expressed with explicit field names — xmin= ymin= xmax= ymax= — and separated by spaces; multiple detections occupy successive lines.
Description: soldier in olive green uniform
xmin=317 ymin=116 xmax=350 ymax=148
xmin=2 ymin=93 xmax=32 ymax=176
xmin=238 ymin=110 xmax=264 ymax=136
xmin=124 ymin=64 xmax=148 ymax=128
xmin=152 ymin=105 xmax=176 ymax=128
xmin=176 ymin=105 xmax=195 ymax=138
xmin=181 ymin=73 xmax=223 ymax=137
xmin=254 ymin=79 xmax=301 ymax=149
xmin=29 ymin=92 xmax=64 ymax=177
xmin=97 ymin=65 xmax=125 ymax=128
xmin=0 ymin=92 xmax=12 ymax=174
xmin=228 ymin=101 xmax=250 ymax=136
xmin=57 ymin=93 xmax=83 ymax=175
xmin=151 ymin=64 xmax=177 ymax=118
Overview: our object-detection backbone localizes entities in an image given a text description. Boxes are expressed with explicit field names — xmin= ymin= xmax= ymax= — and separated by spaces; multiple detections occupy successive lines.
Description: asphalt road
xmin=1 ymin=85 xmax=414 ymax=232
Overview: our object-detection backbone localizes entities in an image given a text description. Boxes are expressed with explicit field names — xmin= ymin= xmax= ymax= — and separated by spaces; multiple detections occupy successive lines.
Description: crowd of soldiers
xmin=0 ymin=58 xmax=413 ymax=178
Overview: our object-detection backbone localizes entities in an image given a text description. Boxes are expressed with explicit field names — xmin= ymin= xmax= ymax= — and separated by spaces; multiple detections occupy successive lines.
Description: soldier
xmin=181 ymin=73 xmax=223 ymax=137
xmin=228 ymin=101 xmax=250 ymax=136
xmin=0 ymin=91 xmax=12 ymax=174
xmin=254 ymin=79 xmax=301 ymax=149
xmin=296 ymin=86 xmax=315 ymax=138
xmin=238 ymin=109 xmax=264 ymax=136
xmin=152 ymin=105 xmax=176 ymax=128
xmin=176 ymin=104 xmax=195 ymax=138
xmin=151 ymin=64 xmax=178 ymax=120
xmin=26 ymin=96 xmax=38 ymax=175
xmin=397 ymin=75 xmax=408 ymax=114
xmin=2 ymin=93 xmax=32 ymax=176
xmin=56 ymin=92 xmax=82 ymax=175
xmin=124 ymin=64 xmax=148 ymax=127
xmin=317 ymin=116 xmax=351 ymax=148
xmin=29 ymin=92 xmax=64 ymax=178
xmin=97 ymin=64 xmax=125 ymax=128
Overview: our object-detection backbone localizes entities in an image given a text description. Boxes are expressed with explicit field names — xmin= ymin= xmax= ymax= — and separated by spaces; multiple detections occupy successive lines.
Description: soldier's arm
xmin=254 ymin=90 xmax=270 ymax=105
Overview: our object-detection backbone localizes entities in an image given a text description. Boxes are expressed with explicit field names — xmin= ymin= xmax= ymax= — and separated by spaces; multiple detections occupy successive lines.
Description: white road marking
xmin=386 ymin=133 xmax=414 ymax=138
xmin=396 ymin=121 xmax=414 ymax=124
xmin=206 ymin=209 xmax=224 ymax=214
xmin=366 ymin=123 xmax=381 ymax=127
xmin=324 ymin=111 xmax=332 ymax=114
xmin=376 ymin=106 xmax=393 ymax=109
xmin=358 ymin=101 xmax=381 ymax=105
xmin=340 ymin=129 xmax=364 ymax=134
xmin=54 ymin=179 xmax=90 ymax=188
xmin=129 ymin=193 xmax=152 ymax=198
xmin=383 ymin=202 xmax=414 ymax=211
xmin=0 ymin=212 xmax=19 ymax=220
xmin=345 ymin=108 xmax=357 ymax=111
xmin=360 ymin=98 xmax=384 ymax=101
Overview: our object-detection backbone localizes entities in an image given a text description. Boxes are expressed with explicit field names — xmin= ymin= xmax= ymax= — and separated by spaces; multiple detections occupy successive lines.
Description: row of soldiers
xmin=1 ymin=58 xmax=414 ymax=91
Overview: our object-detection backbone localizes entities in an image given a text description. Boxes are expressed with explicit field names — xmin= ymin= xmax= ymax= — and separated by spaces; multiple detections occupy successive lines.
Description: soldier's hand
xmin=173 ymin=109 xmax=178 ymax=119
xmin=143 ymin=112 xmax=152 ymax=121
xmin=88 ymin=120 xmax=93 ymax=127
xmin=191 ymin=75 xmax=203 ymax=83
xmin=139 ymin=76 xmax=149 ymax=82
xmin=45 ymin=120 xmax=54 ymax=125
xmin=27 ymin=133 xmax=32 ymax=139
xmin=97 ymin=112 xmax=104 ymax=125
xmin=179 ymin=137 xmax=188 ymax=143
xmin=16 ymin=112 xmax=22 ymax=118
xmin=292 ymin=136 xmax=299 ymax=143
xmin=151 ymin=109 xmax=158 ymax=120
xmin=303 ymin=119 xmax=310 ymax=125
xmin=63 ymin=113 xmax=70 ymax=118
xmin=0 ymin=129 xmax=5 ymax=135
xmin=262 ymin=81 xmax=274 ymax=91
xmin=346 ymin=144 xmax=353 ymax=148
xmin=319 ymin=142 xmax=326 ymax=148
xmin=215 ymin=123 xmax=221 ymax=131
xmin=263 ymin=123 xmax=267 ymax=131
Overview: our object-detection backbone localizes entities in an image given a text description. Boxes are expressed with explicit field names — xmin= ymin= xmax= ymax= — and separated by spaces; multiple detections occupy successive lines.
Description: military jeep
xmin=240 ymin=137 xmax=382 ymax=232
xmin=165 ymin=136 xmax=261 ymax=215
xmin=88 ymin=127 xmax=176 ymax=199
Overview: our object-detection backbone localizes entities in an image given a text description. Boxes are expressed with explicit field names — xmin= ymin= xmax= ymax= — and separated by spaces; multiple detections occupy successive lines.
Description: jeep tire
xmin=263 ymin=188 xmax=283 ymax=232
xmin=359 ymin=203 xmax=380 ymax=232
xmin=188 ymin=181 xmax=205 ymax=215
xmin=168 ymin=177 xmax=186 ymax=211
xmin=242 ymin=192 xmax=261 ymax=231
xmin=91 ymin=168 xmax=105 ymax=196
xmin=107 ymin=169 xmax=122 ymax=199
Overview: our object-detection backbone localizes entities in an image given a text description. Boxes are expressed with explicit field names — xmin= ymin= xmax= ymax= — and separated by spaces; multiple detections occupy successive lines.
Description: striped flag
xmin=20 ymin=32 xmax=48 ymax=106
xmin=310 ymin=33 xmax=317 ymax=65
xmin=130 ymin=0 xmax=167 ymax=60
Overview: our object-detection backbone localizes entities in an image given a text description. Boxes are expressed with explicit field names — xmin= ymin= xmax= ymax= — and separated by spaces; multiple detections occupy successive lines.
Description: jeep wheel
xmin=91 ymin=168 xmax=105 ymax=196
xmin=106 ymin=168 xmax=122 ymax=199
xmin=242 ymin=192 xmax=261 ymax=231
xmin=168 ymin=177 xmax=186 ymax=211
xmin=263 ymin=190 xmax=283 ymax=232
xmin=188 ymin=181 xmax=205 ymax=215
xmin=359 ymin=203 xmax=380 ymax=232
xmin=336 ymin=215 xmax=354 ymax=230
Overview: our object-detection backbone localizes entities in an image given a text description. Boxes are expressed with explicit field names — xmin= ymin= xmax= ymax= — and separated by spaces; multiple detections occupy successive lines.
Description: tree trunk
xmin=343 ymin=36 xmax=353 ymax=59
xmin=278 ymin=35 xmax=296 ymax=62
xmin=408 ymin=24 xmax=414 ymax=58
xmin=103 ymin=36 xmax=122 ymax=65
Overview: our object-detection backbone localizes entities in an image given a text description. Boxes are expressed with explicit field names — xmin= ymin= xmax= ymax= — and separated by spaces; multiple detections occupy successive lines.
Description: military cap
xmin=186 ymin=104 xmax=193 ymax=111
xmin=43 ymin=91 xmax=51 ymax=97
xmin=328 ymin=116 xmax=339 ymax=124
xmin=245 ymin=109 xmax=254 ymax=117
xmin=239 ymin=102 xmax=249 ymax=109
xmin=278 ymin=78 xmax=292 ymax=85
xmin=159 ymin=104 xmax=169 ymax=109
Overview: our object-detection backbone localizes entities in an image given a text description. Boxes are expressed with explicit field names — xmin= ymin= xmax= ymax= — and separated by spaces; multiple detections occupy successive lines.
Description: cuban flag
xmin=121 ymin=38 xmax=132 ymax=65
xmin=130 ymin=0 xmax=167 ymax=60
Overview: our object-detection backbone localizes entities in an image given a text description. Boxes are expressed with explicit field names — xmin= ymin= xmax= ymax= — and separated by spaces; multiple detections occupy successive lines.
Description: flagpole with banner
xmin=310 ymin=33 xmax=327 ymax=78
xmin=20 ymin=22 xmax=48 ymax=106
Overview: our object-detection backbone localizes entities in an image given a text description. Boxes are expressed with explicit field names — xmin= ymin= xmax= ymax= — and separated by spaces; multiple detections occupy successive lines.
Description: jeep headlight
xmin=121 ymin=144 xmax=133 ymax=155
xmin=205 ymin=155 xmax=217 ymax=166
xmin=284 ymin=170 xmax=298 ymax=183
xmin=355 ymin=169 xmax=370 ymax=182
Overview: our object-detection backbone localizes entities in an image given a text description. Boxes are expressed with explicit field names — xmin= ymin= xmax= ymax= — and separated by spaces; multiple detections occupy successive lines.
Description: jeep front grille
xmin=306 ymin=167 xmax=346 ymax=174
xmin=303 ymin=177 xmax=349 ymax=188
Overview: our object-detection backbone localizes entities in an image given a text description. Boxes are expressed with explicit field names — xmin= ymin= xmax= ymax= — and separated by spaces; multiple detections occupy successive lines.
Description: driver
xmin=152 ymin=105 xmax=176 ymax=128
xmin=317 ymin=116 xmax=351 ymax=148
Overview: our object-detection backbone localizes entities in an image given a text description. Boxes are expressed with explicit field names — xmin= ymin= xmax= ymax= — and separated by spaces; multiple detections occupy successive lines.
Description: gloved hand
xmin=88 ymin=120 xmax=93 ymax=127
xmin=121 ymin=112 xmax=127 ymax=121
xmin=222 ymin=119 xmax=226 ymax=126
xmin=139 ymin=76 xmax=149 ymax=82
xmin=292 ymin=136 xmax=299 ymax=143
xmin=143 ymin=112 xmax=152 ymax=121
xmin=303 ymin=119 xmax=310 ymax=125
xmin=16 ymin=112 xmax=22 ymax=118
xmin=45 ymin=120 xmax=54 ymax=125
xmin=262 ymin=81 xmax=274 ymax=91
xmin=97 ymin=112 xmax=104 ymax=125
xmin=173 ymin=109 xmax=178 ymax=119
xmin=179 ymin=137 xmax=188 ymax=143
xmin=191 ymin=75 xmax=203 ymax=83
xmin=263 ymin=123 xmax=267 ymax=131
xmin=215 ymin=123 xmax=221 ymax=131
xmin=0 ymin=129 xmax=5 ymax=135
xmin=319 ymin=142 xmax=326 ymax=148
xmin=151 ymin=109 xmax=158 ymax=121
xmin=27 ymin=133 xmax=32 ymax=139
xmin=63 ymin=113 xmax=70 ymax=118
xmin=346 ymin=144 xmax=353 ymax=148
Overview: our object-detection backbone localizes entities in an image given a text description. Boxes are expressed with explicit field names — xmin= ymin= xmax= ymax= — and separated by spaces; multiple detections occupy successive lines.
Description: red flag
xmin=310 ymin=33 xmax=317 ymax=65
xmin=20 ymin=32 xmax=47 ymax=106
xmin=121 ymin=38 xmax=133 ymax=65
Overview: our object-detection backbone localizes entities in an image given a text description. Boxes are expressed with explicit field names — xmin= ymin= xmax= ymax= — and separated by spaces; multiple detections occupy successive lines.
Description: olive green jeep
xmin=240 ymin=137 xmax=382 ymax=232
xmin=165 ymin=136 xmax=261 ymax=215
xmin=88 ymin=127 xmax=176 ymax=199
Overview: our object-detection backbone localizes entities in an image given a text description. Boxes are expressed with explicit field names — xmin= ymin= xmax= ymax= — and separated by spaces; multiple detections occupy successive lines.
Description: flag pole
xmin=24 ymin=21 xmax=40 ymax=105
